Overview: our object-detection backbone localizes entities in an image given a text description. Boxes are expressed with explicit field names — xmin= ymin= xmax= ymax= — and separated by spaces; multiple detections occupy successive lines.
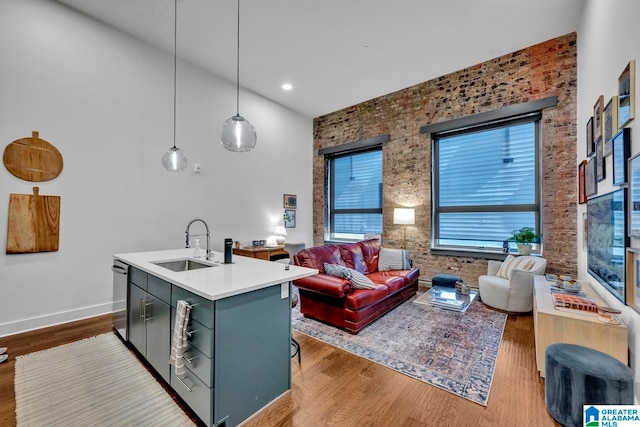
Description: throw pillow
xmin=347 ymin=268 xmax=377 ymax=289
xmin=497 ymin=255 xmax=536 ymax=279
xmin=496 ymin=255 xmax=515 ymax=279
xmin=323 ymin=263 xmax=377 ymax=290
xmin=323 ymin=263 xmax=351 ymax=278
xmin=378 ymin=247 xmax=411 ymax=271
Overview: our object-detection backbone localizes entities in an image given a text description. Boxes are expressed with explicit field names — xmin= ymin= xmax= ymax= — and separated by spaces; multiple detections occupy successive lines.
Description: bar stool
xmin=291 ymin=292 xmax=301 ymax=363
xmin=275 ymin=242 xmax=306 ymax=363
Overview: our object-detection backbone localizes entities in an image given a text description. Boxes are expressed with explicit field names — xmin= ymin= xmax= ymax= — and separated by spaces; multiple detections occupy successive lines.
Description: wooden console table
xmin=233 ymin=246 xmax=288 ymax=261
xmin=533 ymin=275 xmax=628 ymax=378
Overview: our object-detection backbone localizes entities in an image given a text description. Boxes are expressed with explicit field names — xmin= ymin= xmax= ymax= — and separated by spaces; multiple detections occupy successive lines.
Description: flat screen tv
xmin=587 ymin=188 xmax=627 ymax=302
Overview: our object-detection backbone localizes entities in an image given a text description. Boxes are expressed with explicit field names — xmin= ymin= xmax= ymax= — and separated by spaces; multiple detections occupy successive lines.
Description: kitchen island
xmin=113 ymin=248 xmax=317 ymax=427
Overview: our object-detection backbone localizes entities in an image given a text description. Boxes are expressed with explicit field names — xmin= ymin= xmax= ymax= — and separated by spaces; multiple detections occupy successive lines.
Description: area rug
xmin=14 ymin=333 xmax=194 ymax=426
xmin=292 ymin=290 xmax=507 ymax=406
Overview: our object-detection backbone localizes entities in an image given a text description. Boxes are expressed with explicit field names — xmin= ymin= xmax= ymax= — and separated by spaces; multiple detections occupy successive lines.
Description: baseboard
xmin=0 ymin=302 xmax=113 ymax=337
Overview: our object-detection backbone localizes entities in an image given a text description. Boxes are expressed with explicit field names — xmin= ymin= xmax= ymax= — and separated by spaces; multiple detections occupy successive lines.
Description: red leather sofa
xmin=292 ymin=239 xmax=419 ymax=334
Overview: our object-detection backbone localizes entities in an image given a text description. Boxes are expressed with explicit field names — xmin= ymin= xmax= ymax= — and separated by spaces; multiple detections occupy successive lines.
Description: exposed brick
xmin=313 ymin=33 xmax=578 ymax=283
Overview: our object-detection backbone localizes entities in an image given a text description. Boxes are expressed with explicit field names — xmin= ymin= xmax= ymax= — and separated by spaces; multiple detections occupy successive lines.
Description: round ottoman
xmin=545 ymin=343 xmax=633 ymax=427
xmin=432 ymin=273 xmax=460 ymax=288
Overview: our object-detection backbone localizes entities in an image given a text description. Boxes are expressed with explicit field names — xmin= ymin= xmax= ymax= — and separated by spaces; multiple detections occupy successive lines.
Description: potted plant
xmin=510 ymin=227 xmax=539 ymax=255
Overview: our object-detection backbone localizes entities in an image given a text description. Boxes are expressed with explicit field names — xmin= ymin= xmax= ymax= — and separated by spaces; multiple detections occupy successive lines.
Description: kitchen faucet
xmin=185 ymin=218 xmax=211 ymax=260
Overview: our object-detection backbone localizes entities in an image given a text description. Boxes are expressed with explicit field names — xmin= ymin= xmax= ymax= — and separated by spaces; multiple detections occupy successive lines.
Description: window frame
xmin=325 ymin=147 xmax=383 ymax=242
xmin=430 ymin=113 xmax=543 ymax=257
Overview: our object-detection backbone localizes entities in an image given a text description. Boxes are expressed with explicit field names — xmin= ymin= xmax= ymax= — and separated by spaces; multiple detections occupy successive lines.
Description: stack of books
xmin=552 ymin=293 xmax=598 ymax=314
xmin=430 ymin=289 xmax=465 ymax=311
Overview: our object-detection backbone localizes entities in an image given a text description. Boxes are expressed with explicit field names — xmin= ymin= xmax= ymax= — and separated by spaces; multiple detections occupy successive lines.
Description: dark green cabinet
xmin=127 ymin=267 xmax=171 ymax=383
xmin=128 ymin=267 xmax=291 ymax=426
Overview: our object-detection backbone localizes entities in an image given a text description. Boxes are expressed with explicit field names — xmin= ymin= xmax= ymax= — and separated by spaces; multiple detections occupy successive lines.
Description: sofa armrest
xmin=293 ymin=274 xmax=351 ymax=298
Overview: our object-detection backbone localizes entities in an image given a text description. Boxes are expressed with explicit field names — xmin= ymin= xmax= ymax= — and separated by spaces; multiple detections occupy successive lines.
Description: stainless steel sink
xmin=152 ymin=258 xmax=216 ymax=272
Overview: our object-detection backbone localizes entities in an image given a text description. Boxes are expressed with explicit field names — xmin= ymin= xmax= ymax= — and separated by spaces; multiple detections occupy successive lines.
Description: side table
xmin=233 ymin=246 xmax=288 ymax=261
xmin=532 ymin=275 xmax=628 ymax=378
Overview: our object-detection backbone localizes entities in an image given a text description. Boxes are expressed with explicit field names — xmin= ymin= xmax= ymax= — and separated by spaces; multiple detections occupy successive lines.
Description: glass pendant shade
xmin=161 ymin=146 xmax=188 ymax=172
xmin=162 ymin=0 xmax=187 ymax=172
xmin=221 ymin=114 xmax=257 ymax=152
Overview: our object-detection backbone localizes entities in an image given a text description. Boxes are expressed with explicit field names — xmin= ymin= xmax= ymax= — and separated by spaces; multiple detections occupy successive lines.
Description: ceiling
xmin=56 ymin=0 xmax=585 ymax=118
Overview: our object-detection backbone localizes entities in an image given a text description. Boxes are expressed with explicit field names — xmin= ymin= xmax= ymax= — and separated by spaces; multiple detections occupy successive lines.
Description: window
xmin=327 ymin=149 xmax=383 ymax=241
xmin=432 ymin=114 xmax=540 ymax=253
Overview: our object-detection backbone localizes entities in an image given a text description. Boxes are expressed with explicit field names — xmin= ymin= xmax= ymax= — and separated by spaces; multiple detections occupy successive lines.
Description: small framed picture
xmin=283 ymin=194 xmax=297 ymax=209
xmin=586 ymin=117 xmax=594 ymax=157
xmin=578 ymin=159 xmax=587 ymax=204
xmin=596 ymin=139 xmax=605 ymax=182
xmin=604 ymin=96 xmax=618 ymax=155
xmin=583 ymin=212 xmax=587 ymax=250
xmin=626 ymin=248 xmax=640 ymax=314
xmin=618 ymin=60 xmax=636 ymax=129
xmin=593 ymin=95 xmax=605 ymax=143
xmin=629 ymin=153 xmax=640 ymax=237
xmin=284 ymin=209 xmax=296 ymax=228
xmin=585 ymin=156 xmax=597 ymax=198
xmin=612 ymin=128 xmax=631 ymax=186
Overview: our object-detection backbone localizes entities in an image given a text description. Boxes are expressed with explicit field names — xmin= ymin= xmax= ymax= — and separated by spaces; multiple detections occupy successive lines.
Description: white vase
xmin=517 ymin=243 xmax=532 ymax=255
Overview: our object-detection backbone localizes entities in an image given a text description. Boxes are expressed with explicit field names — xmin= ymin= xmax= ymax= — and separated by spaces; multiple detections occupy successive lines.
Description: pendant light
xmin=221 ymin=0 xmax=256 ymax=152
xmin=162 ymin=0 xmax=188 ymax=171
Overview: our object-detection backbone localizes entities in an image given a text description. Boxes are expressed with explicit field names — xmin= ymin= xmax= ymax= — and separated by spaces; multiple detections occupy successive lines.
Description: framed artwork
xmin=583 ymin=212 xmax=587 ymax=250
xmin=593 ymin=95 xmax=605 ymax=143
xmin=626 ymin=248 xmax=640 ymax=314
xmin=612 ymin=128 xmax=631 ymax=186
xmin=585 ymin=156 xmax=597 ymax=198
xmin=586 ymin=117 xmax=594 ymax=157
xmin=629 ymin=153 xmax=640 ymax=237
xmin=618 ymin=59 xmax=636 ymax=129
xmin=603 ymin=96 xmax=618 ymax=155
xmin=596 ymin=139 xmax=605 ymax=182
xmin=284 ymin=209 xmax=296 ymax=228
xmin=283 ymin=194 xmax=297 ymax=209
xmin=578 ymin=159 xmax=587 ymax=204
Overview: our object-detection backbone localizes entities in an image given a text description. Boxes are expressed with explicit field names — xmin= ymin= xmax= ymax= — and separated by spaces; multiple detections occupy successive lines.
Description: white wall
xmin=0 ymin=0 xmax=313 ymax=336
xmin=577 ymin=0 xmax=640 ymax=399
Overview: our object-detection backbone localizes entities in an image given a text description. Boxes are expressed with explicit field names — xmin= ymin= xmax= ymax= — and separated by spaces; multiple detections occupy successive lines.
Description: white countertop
xmin=114 ymin=248 xmax=318 ymax=301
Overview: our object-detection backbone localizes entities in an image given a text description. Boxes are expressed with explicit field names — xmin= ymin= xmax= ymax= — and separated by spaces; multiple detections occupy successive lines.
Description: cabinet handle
xmin=143 ymin=301 xmax=153 ymax=321
xmin=176 ymin=375 xmax=193 ymax=392
xmin=139 ymin=299 xmax=145 ymax=322
xmin=182 ymin=353 xmax=198 ymax=364
xmin=185 ymin=329 xmax=196 ymax=338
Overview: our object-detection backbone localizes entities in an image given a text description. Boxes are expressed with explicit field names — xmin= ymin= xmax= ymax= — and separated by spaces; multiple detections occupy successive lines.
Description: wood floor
xmin=0 ymin=312 xmax=559 ymax=427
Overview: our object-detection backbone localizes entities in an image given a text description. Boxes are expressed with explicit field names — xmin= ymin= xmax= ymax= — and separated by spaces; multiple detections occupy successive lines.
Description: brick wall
xmin=312 ymin=33 xmax=577 ymax=283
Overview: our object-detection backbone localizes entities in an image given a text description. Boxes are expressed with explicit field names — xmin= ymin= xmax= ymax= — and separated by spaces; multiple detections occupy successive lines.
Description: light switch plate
xmin=281 ymin=282 xmax=289 ymax=299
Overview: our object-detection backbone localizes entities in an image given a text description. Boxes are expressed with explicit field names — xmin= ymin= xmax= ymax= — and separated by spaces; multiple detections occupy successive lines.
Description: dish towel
xmin=169 ymin=300 xmax=191 ymax=376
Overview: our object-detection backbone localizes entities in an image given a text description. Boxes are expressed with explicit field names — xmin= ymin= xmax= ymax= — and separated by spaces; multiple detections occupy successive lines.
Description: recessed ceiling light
xmin=282 ymin=83 xmax=292 ymax=91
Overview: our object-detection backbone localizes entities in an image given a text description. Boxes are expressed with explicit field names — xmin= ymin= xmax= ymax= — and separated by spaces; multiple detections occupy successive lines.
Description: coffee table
xmin=414 ymin=286 xmax=478 ymax=313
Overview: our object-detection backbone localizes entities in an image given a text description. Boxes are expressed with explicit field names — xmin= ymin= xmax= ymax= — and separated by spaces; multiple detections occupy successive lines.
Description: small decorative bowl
xmin=562 ymin=280 xmax=582 ymax=293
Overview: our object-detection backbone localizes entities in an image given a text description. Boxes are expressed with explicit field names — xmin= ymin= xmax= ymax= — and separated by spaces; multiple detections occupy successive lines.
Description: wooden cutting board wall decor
xmin=3 ymin=131 xmax=64 ymax=182
xmin=6 ymin=187 xmax=60 ymax=253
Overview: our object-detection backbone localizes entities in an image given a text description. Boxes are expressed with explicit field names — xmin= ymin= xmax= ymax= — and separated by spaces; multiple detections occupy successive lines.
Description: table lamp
xmin=393 ymin=208 xmax=415 ymax=248
xmin=273 ymin=225 xmax=288 ymax=245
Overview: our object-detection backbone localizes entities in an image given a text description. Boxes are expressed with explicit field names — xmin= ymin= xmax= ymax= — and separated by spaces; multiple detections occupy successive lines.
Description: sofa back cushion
xmin=339 ymin=242 xmax=367 ymax=274
xmin=294 ymin=245 xmax=344 ymax=271
xmin=359 ymin=238 xmax=381 ymax=273
xmin=339 ymin=238 xmax=381 ymax=274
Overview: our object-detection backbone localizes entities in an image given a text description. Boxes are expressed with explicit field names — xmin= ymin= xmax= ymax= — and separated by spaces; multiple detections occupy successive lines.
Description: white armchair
xmin=478 ymin=256 xmax=547 ymax=312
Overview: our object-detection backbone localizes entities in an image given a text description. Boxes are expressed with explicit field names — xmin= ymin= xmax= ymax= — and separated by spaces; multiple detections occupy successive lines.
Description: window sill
xmin=430 ymin=247 xmax=541 ymax=260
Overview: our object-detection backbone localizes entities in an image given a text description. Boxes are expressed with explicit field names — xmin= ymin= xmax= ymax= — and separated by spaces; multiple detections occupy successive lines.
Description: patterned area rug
xmin=292 ymin=290 xmax=507 ymax=406
xmin=14 ymin=333 xmax=194 ymax=426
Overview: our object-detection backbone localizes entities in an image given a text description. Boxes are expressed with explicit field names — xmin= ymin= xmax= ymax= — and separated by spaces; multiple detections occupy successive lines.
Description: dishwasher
xmin=112 ymin=259 xmax=129 ymax=341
